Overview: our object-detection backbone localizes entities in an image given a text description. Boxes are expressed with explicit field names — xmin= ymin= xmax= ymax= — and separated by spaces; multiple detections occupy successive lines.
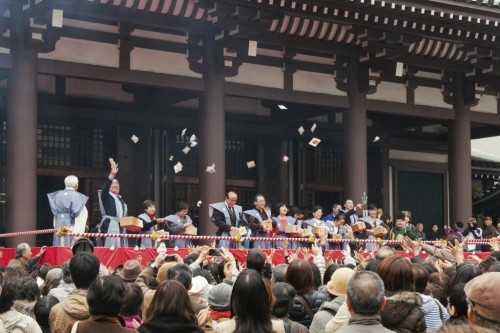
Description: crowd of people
xmin=34 ymin=159 xmax=500 ymax=333
xmin=1 ymin=231 xmax=500 ymax=333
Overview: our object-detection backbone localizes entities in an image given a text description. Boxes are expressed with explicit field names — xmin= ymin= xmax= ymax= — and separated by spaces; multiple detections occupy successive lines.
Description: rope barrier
xmin=1 ymin=228 xmax=498 ymax=246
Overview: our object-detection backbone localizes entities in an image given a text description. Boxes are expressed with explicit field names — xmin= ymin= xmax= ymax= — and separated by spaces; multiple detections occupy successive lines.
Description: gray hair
xmin=15 ymin=243 xmax=30 ymax=258
xmin=64 ymin=175 xmax=79 ymax=188
xmin=272 ymin=264 xmax=289 ymax=283
xmin=346 ymin=271 xmax=385 ymax=315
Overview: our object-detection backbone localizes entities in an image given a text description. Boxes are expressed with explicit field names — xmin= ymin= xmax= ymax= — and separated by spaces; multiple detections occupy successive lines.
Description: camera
xmin=165 ymin=255 xmax=176 ymax=262
xmin=208 ymin=249 xmax=221 ymax=256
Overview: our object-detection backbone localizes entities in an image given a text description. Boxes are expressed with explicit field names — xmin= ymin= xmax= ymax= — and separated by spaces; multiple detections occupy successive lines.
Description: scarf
xmin=210 ymin=308 xmax=231 ymax=321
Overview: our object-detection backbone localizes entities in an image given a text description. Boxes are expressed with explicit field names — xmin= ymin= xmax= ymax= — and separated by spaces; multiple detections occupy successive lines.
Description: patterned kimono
xmin=164 ymin=213 xmax=193 ymax=248
xmin=244 ymin=209 xmax=272 ymax=249
xmin=209 ymin=202 xmax=244 ymax=248
xmin=272 ymin=215 xmax=301 ymax=249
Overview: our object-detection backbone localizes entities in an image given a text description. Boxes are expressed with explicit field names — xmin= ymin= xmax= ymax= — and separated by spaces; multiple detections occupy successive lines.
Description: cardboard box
xmin=120 ymin=217 xmax=143 ymax=233
xmin=230 ymin=226 xmax=247 ymax=238
xmin=301 ymin=229 xmax=312 ymax=237
xmin=330 ymin=233 xmax=343 ymax=240
xmin=351 ymin=221 xmax=366 ymax=233
xmin=285 ymin=225 xmax=301 ymax=234
xmin=313 ymin=226 xmax=329 ymax=236
xmin=182 ymin=225 xmax=198 ymax=235
xmin=262 ymin=220 xmax=273 ymax=231
xmin=373 ymin=226 xmax=387 ymax=237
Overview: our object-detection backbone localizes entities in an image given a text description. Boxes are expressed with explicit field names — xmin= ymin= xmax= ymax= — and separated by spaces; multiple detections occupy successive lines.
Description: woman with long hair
xmin=138 ymin=280 xmax=202 ymax=333
xmin=216 ymin=269 xmax=284 ymax=333
xmin=377 ymin=255 xmax=426 ymax=333
xmin=286 ymin=259 xmax=328 ymax=328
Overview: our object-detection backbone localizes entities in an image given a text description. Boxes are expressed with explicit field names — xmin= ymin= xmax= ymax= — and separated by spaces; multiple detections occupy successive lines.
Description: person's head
xmin=412 ymin=263 xmax=429 ymax=294
xmin=377 ymin=255 xmax=415 ymax=293
xmin=142 ymin=200 xmax=156 ymax=214
xmin=478 ymin=256 xmax=497 ymax=274
xmin=87 ymin=275 xmax=125 ymax=316
xmin=311 ymin=205 xmax=323 ymax=219
xmin=346 ymin=271 xmax=386 ymax=315
xmin=380 ymin=213 xmax=392 ymax=226
xmin=64 ymin=175 xmax=79 ymax=190
xmin=272 ymin=264 xmax=288 ymax=284
xmin=71 ymin=237 xmax=95 ymax=255
xmin=69 ymin=252 xmax=100 ymax=289
xmin=432 ymin=224 xmax=439 ymax=232
xmin=455 ymin=221 xmax=464 ymax=230
xmin=416 ymin=223 xmax=424 ymax=232
xmin=334 ymin=213 xmax=346 ymax=226
xmin=0 ymin=277 xmax=16 ymax=314
xmin=428 ymin=272 xmax=451 ymax=295
xmin=246 ymin=248 xmax=266 ymax=273
xmin=110 ymin=179 xmax=120 ymax=194
xmin=448 ymin=283 xmax=468 ymax=320
xmin=15 ymin=243 xmax=32 ymax=260
xmin=254 ymin=194 xmax=266 ymax=211
xmin=289 ymin=206 xmax=302 ymax=219
xmin=120 ymin=282 xmax=144 ymax=316
xmin=61 ymin=261 xmax=72 ymax=284
xmin=275 ymin=203 xmax=289 ymax=217
xmin=344 ymin=200 xmax=354 ymax=210
xmin=451 ymin=263 xmax=481 ymax=288
xmin=465 ymin=272 xmax=500 ymax=330
xmin=310 ymin=263 xmax=322 ymax=290
xmin=183 ymin=253 xmax=199 ymax=266
xmin=231 ymin=269 xmax=274 ymax=332
xmin=119 ymin=259 xmax=144 ymax=283
xmin=285 ymin=259 xmax=314 ymax=295
xmin=271 ymin=282 xmax=296 ymax=318
xmin=327 ymin=267 xmax=354 ymax=297
xmin=34 ymin=296 xmax=59 ymax=327
xmin=427 ymin=283 xmax=448 ymax=307
xmin=18 ymin=277 xmax=40 ymax=301
xmin=176 ymin=201 xmax=189 ymax=217
xmin=331 ymin=203 xmax=341 ymax=216
xmin=146 ymin=280 xmax=196 ymax=323
xmin=225 ymin=191 xmax=238 ymax=207
xmin=468 ymin=217 xmax=477 ymax=227
xmin=484 ymin=216 xmax=493 ymax=227
xmin=167 ymin=263 xmax=192 ymax=290
xmin=395 ymin=212 xmax=406 ymax=229
xmin=208 ymin=282 xmax=232 ymax=311
xmin=323 ymin=263 xmax=340 ymax=286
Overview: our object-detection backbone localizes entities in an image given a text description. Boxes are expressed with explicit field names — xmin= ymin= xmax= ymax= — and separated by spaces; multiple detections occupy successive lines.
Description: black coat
xmin=289 ymin=290 xmax=329 ymax=328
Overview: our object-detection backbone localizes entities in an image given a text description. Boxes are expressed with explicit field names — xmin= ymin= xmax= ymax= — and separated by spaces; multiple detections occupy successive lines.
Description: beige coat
xmin=215 ymin=318 xmax=285 ymax=333
xmin=49 ymin=289 xmax=90 ymax=333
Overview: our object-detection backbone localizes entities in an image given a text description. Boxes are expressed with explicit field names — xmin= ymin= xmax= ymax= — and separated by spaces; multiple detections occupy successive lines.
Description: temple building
xmin=1 ymin=0 xmax=500 ymax=246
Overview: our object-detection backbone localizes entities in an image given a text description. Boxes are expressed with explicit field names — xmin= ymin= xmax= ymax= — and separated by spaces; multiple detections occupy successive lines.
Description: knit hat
xmin=119 ymin=260 xmax=144 ymax=282
xmin=208 ymin=282 xmax=232 ymax=311
xmin=188 ymin=276 xmax=212 ymax=303
xmin=72 ymin=237 xmax=94 ymax=254
xmin=327 ymin=267 xmax=354 ymax=297
xmin=464 ymin=272 xmax=500 ymax=322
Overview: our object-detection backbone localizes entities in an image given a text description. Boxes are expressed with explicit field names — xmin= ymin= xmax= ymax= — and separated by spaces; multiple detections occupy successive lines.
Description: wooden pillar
xmin=343 ymin=58 xmax=368 ymax=203
xmin=448 ymin=73 xmax=472 ymax=224
xmin=198 ymin=36 xmax=225 ymax=237
xmin=6 ymin=4 xmax=38 ymax=246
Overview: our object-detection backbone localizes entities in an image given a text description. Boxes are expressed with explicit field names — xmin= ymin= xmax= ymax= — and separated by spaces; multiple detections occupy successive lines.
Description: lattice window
xmin=305 ymin=144 xmax=343 ymax=185
xmin=225 ymin=138 xmax=257 ymax=179
xmin=37 ymin=123 xmax=109 ymax=169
